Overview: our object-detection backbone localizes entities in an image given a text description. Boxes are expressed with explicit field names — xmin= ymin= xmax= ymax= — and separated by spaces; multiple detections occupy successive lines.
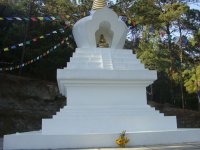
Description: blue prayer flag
xmin=11 ymin=45 xmax=17 ymax=49
xmin=6 ymin=17 xmax=13 ymax=21
xmin=44 ymin=17 xmax=51 ymax=21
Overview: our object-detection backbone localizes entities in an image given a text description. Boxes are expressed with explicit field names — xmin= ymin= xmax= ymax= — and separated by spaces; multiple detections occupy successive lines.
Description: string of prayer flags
xmin=0 ymin=16 xmax=64 ymax=22
xmin=0 ymin=38 xmax=69 ymax=72
xmin=0 ymin=26 xmax=68 ymax=53
xmin=0 ymin=11 xmax=90 ymax=22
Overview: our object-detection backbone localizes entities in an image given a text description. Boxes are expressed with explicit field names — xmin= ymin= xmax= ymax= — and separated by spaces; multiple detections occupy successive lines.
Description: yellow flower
xmin=115 ymin=131 xmax=129 ymax=148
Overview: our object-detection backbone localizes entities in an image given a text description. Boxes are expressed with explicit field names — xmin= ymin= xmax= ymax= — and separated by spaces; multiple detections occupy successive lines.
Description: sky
xmin=109 ymin=0 xmax=200 ymax=10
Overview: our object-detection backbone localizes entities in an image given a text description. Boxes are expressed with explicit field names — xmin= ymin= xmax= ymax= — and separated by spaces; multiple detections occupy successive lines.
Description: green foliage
xmin=158 ymin=3 xmax=188 ymax=23
xmin=128 ymin=0 xmax=199 ymax=108
xmin=183 ymin=66 xmax=200 ymax=94
xmin=44 ymin=0 xmax=75 ymax=15
xmin=130 ymin=0 xmax=161 ymax=27
xmin=135 ymin=31 xmax=171 ymax=71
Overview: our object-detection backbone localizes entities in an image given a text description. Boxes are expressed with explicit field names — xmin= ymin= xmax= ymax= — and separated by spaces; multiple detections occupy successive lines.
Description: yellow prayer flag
xmin=65 ymin=15 xmax=70 ymax=19
xmin=4 ymin=48 xmax=9 ymax=51
xmin=39 ymin=36 xmax=44 ymax=39
xmin=0 ymin=17 xmax=4 ymax=20
xmin=37 ymin=17 xmax=44 ymax=21
xmin=128 ymin=19 xmax=131 ymax=24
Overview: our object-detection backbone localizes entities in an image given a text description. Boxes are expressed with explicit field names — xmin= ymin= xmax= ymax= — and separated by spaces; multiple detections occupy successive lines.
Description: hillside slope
xmin=149 ymin=101 xmax=200 ymax=128
xmin=0 ymin=73 xmax=65 ymax=136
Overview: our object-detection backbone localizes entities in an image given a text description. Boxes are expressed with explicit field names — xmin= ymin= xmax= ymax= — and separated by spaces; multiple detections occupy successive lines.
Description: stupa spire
xmin=92 ymin=0 xmax=106 ymax=10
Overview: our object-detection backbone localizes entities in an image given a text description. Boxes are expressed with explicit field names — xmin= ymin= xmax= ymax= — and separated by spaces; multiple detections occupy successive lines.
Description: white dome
xmin=72 ymin=7 xmax=128 ymax=49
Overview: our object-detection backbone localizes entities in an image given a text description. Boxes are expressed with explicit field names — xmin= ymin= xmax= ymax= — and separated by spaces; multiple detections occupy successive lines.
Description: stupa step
xmin=112 ymin=53 xmax=135 ymax=57
xmin=56 ymin=106 xmax=156 ymax=112
xmin=68 ymin=62 xmax=101 ymax=66
xmin=56 ymin=110 xmax=155 ymax=116
xmin=72 ymin=55 xmax=101 ymax=58
xmin=54 ymin=108 xmax=161 ymax=116
xmin=72 ymin=53 xmax=136 ymax=59
xmin=72 ymin=53 xmax=101 ymax=57
xmin=42 ymin=116 xmax=177 ymax=134
xmin=112 ymin=59 xmax=139 ymax=63
xmin=70 ymin=57 xmax=101 ymax=62
xmin=67 ymin=62 xmax=102 ymax=69
xmin=67 ymin=63 xmax=145 ymax=70
xmin=73 ymin=49 xmax=135 ymax=59
xmin=53 ymin=112 xmax=164 ymax=119
xmin=57 ymin=105 xmax=155 ymax=111
xmin=54 ymin=107 xmax=161 ymax=118
xmin=68 ymin=61 xmax=144 ymax=69
xmin=75 ymin=48 xmax=133 ymax=54
xmin=57 ymin=70 xmax=157 ymax=81
xmin=113 ymin=63 xmax=144 ymax=70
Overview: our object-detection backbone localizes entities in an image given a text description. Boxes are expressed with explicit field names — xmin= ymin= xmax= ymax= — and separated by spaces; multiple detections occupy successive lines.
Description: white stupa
xmin=3 ymin=1 xmax=200 ymax=149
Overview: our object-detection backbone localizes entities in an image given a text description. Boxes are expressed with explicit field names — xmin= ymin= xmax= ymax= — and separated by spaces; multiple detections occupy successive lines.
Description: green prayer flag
xmin=55 ymin=16 xmax=61 ymax=20
xmin=26 ymin=41 xmax=31 ymax=45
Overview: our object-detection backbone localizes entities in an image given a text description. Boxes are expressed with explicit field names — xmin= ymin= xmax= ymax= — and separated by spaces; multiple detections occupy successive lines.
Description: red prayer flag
xmin=31 ymin=17 xmax=37 ymax=21
xmin=132 ymin=20 xmax=136 ymax=27
xmin=32 ymin=38 xmax=37 ymax=42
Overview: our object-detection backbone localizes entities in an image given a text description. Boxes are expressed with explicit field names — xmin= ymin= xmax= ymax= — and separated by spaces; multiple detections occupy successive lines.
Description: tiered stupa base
xmin=4 ymin=129 xmax=200 ymax=149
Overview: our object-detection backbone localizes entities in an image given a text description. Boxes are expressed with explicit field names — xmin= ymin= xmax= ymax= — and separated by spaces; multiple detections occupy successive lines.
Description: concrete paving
xmin=1 ymin=138 xmax=200 ymax=150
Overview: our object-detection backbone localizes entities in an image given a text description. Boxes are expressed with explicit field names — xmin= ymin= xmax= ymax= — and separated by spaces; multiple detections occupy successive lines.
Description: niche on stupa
xmin=95 ymin=21 xmax=113 ymax=48
xmin=72 ymin=7 xmax=128 ymax=49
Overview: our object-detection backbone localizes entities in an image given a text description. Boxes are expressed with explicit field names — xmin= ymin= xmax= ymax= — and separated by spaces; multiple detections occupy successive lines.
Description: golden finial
xmin=92 ymin=0 xmax=106 ymax=10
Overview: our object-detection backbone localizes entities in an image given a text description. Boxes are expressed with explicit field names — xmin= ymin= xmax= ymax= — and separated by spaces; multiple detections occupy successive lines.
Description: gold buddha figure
xmin=97 ymin=34 xmax=109 ymax=48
